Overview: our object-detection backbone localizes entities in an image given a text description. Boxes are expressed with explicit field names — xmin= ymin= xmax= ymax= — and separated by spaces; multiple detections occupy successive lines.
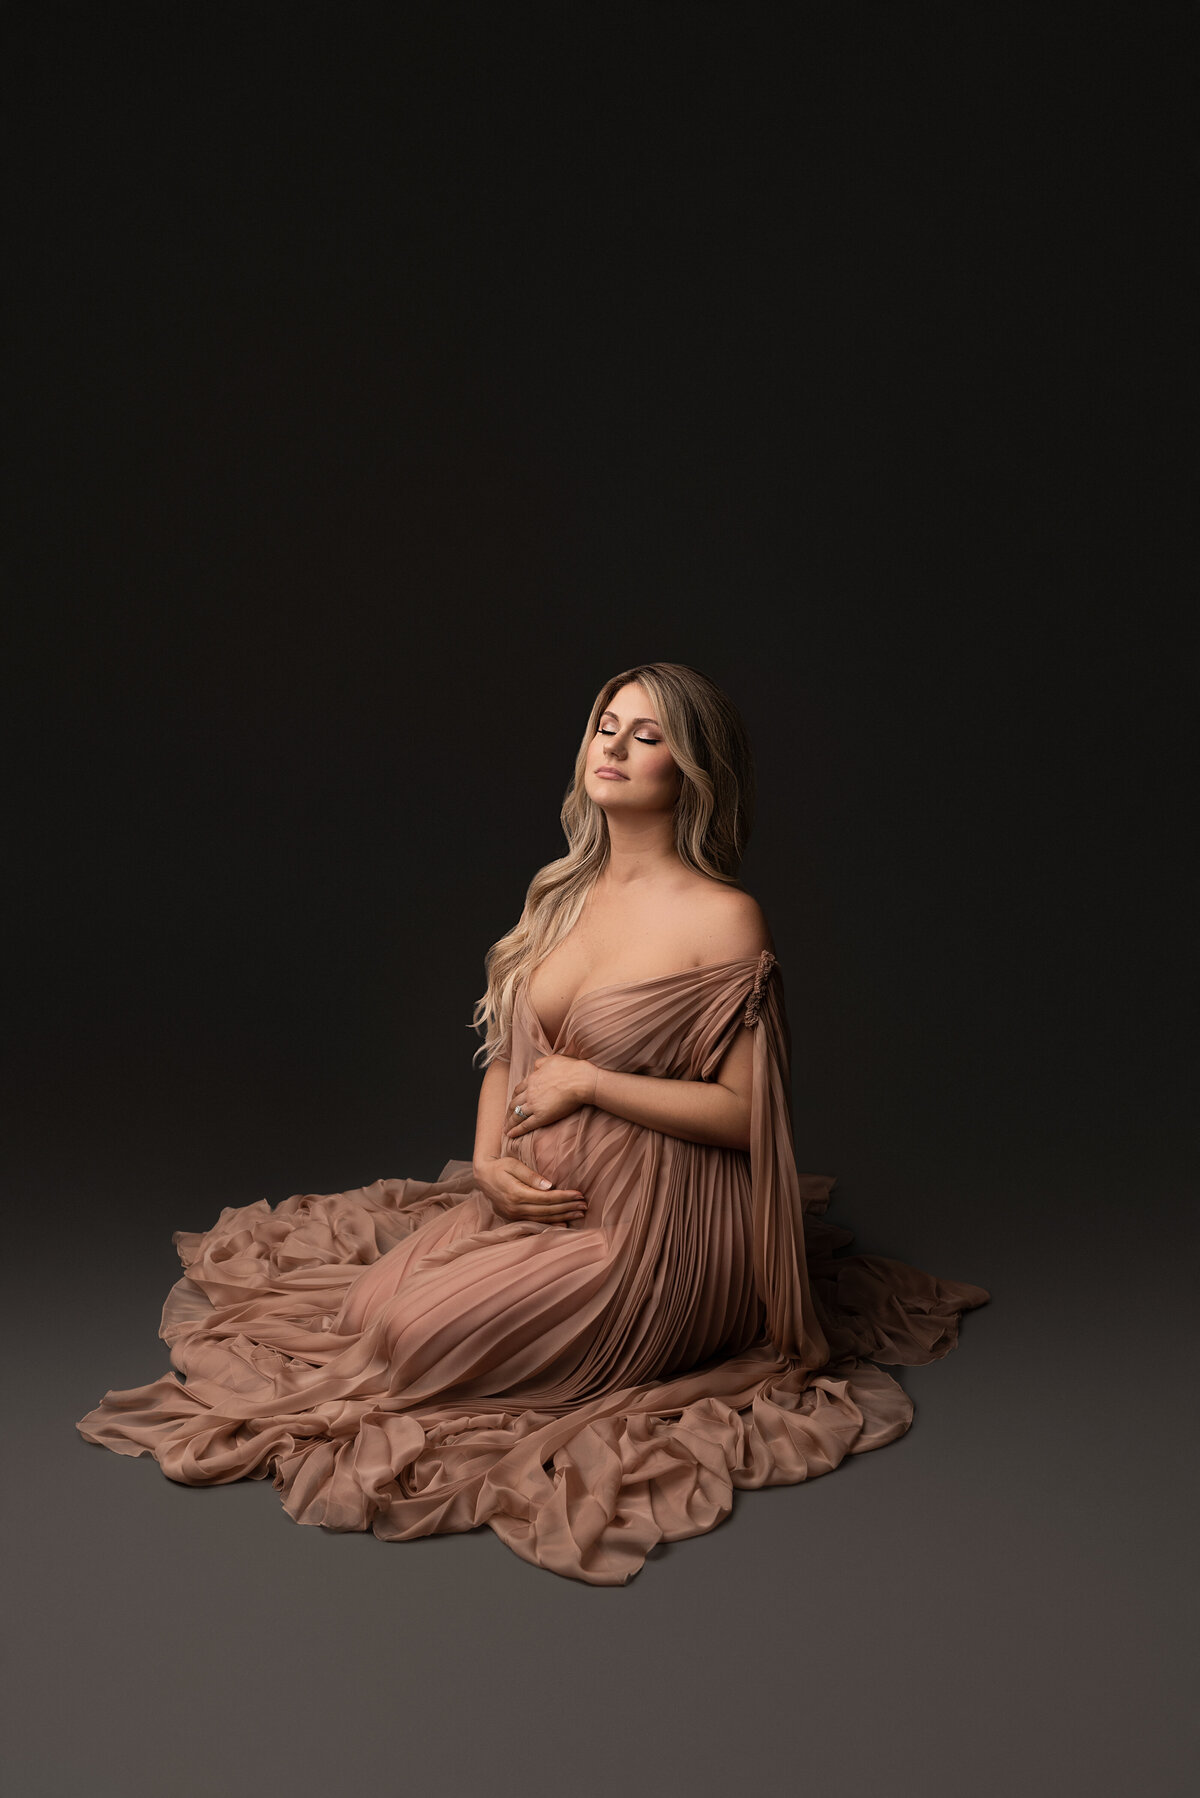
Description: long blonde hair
xmin=470 ymin=661 xmax=757 ymax=1067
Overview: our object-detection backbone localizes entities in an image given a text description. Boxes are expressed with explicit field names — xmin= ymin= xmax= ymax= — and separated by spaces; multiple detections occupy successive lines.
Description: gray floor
xmin=6 ymin=1150 xmax=1193 ymax=1798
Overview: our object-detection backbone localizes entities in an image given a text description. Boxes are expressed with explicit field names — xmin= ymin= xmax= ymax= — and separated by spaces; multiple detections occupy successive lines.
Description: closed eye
xmin=598 ymin=727 xmax=661 ymax=745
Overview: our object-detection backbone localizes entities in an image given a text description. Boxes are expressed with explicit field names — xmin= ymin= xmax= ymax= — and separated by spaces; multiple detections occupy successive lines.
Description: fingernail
xmin=539 ymin=1179 xmax=551 ymax=1189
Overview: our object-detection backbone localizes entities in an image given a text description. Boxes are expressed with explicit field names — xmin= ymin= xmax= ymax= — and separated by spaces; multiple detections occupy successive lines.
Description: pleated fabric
xmin=77 ymin=951 xmax=990 ymax=1584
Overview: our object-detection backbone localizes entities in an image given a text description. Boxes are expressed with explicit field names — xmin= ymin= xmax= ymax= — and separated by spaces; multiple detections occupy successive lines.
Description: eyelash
xmin=598 ymin=727 xmax=661 ymax=746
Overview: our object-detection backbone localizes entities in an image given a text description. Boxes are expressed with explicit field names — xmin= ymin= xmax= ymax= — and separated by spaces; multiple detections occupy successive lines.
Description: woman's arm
xmin=472 ymin=1055 xmax=512 ymax=1173
xmin=587 ymin=1031 xmax=755 ymax=1150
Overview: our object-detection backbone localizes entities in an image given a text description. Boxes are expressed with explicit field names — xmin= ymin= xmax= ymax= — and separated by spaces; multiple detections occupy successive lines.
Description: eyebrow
xmin=601 ymin=710 xmax=661 ymax=728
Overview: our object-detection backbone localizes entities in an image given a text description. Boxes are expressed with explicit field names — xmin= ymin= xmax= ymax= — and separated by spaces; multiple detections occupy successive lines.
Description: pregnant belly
xmin=512 ymin=1107 xmax=646 ymax=1223
xmin=513 ymin=1107 xmax=587 ymax=1183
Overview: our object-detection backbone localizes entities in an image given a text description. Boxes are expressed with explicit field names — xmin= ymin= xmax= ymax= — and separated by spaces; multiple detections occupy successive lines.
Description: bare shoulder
xmin=684 ymin=877 xmax=774 ymax=967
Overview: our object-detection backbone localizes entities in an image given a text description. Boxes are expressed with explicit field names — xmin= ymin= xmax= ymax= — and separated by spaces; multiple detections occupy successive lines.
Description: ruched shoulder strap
xmin=742 ymin=948 xmax=778 ymax=1028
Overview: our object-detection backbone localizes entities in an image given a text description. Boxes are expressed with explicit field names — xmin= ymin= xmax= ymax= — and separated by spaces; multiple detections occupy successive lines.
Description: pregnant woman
xmin=77 ymin=660 xmax=989 ymax=1585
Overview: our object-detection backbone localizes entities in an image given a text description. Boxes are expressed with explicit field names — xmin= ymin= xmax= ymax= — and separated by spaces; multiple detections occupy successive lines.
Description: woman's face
xmin=584 ymin=681 xmax=682 ymax=815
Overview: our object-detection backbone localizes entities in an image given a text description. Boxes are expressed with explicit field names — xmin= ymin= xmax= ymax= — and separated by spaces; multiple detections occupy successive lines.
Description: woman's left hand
xmin=505 ymin=1055 xmax=599 ymax=1139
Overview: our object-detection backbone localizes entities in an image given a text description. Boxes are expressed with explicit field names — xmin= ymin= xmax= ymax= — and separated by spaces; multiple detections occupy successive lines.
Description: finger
xmin=506 ymin=1161 xmax=543 ymax=1186
xmin=502 ymin=1187 xmax=586 ymax=1210
xmin=501 ymin=1187 xmax=587 ymax=1213
xmin=509 ymin=1166 xmax=575 ymax=1192
xmin=502 ymin=1166 xmax=588 ymax=1203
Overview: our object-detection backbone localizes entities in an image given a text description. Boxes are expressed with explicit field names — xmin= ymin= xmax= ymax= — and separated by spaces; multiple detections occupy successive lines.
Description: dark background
xmin=5 ymin=5 xmax=1195 ymax=1796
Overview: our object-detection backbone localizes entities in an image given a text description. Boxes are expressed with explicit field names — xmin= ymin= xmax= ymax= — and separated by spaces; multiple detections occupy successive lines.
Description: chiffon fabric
xmin=77 ymin=951 xmax=990 ymax=1585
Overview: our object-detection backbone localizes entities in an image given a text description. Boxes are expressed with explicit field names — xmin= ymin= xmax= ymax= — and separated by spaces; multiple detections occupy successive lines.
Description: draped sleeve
xmin=743 ymin=951 xmax=833 ymax=1369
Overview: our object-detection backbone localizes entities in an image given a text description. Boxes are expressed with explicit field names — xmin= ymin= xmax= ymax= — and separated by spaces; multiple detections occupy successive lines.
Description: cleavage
xmin=527 ymin=943 xmax=679 ymax=1044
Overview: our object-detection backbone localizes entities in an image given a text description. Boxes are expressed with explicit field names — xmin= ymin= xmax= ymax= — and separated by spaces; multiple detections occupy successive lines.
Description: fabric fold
xmin=745 ymin=955 xmax=833 ymax=1366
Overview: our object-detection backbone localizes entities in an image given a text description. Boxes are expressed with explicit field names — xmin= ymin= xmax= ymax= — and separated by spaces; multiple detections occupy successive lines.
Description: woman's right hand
xmin=472 ymin=1155 xmax=588 ymax=1226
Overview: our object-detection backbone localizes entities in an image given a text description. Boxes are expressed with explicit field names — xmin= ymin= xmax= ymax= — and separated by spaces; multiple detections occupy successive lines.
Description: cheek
xmin=645 ymin=752 xmax=679 ymax=792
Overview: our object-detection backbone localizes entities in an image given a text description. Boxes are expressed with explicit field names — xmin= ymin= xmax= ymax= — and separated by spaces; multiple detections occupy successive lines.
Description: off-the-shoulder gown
xmin=77 ymin=950 xmax=989 ymax=1584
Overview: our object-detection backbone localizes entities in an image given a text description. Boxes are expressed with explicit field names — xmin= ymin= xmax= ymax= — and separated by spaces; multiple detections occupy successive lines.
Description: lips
xmin=595 ymin=767 xmax=629 ymax=780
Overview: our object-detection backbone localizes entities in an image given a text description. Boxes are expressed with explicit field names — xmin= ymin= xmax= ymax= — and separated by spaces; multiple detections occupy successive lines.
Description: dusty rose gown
xmin=77 ymin=950 xmax=989 ymax=1584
